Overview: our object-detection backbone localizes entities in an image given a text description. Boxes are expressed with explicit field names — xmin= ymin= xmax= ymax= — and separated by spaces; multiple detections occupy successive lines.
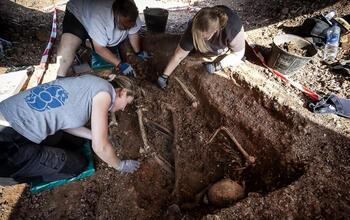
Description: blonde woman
xmin=0 ymin=74 xmax=139 ymax=185
xmin=157 ymin=5 xmax=245 ymax=89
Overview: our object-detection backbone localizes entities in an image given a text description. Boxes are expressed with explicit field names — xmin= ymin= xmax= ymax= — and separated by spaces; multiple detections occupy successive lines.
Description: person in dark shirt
xmin=157 ymin=5 xmax=245 ymax=89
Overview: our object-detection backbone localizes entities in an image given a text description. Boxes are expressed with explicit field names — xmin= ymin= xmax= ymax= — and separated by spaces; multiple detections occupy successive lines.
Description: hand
xmin=136 ymin=51 xmax=152 ymax=61
xmin=119 ymin=63 xmax=136 ymax=77
xmin=115 ymin=160 xmax=140 ymax=173
xmin=157 ymin=74 xmax=168 ymax=89
xmin=205 ymin=62 xmax=223 ymax=74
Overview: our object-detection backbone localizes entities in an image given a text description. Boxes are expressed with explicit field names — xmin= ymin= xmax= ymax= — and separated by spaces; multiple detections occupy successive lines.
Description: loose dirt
xmin=279 ymin=42 xmax=309 ymax=57
xmin=0 ymin=0 xmax=349 ymax=220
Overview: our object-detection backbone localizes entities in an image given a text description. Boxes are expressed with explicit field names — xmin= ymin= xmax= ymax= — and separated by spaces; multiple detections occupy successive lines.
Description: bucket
xmin=143 ymin=7 xmax=169 ymax=33
xmin=267 ymin=34 xmax=317 ymax=75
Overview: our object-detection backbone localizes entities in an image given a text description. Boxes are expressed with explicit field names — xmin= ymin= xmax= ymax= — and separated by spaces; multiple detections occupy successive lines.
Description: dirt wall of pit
xmin=176 ymin=59 xmax=350 ymax=219
xmin=138 ymin=32 xmax=349 ymax=219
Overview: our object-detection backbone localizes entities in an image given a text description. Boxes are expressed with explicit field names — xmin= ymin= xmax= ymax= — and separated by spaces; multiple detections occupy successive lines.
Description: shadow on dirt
xmin=0 ymin=0 xmax=64 ymax=68
xmin=236 ymin=0 xmax=338 ymax=31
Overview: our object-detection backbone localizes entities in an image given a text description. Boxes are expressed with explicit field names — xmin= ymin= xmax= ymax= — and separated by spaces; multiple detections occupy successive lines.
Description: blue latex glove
xmin=119 ymin=63 xmax=136 ymax=77
xmin=136 ymin=51 xmax=152 ymax=61
xmin=157 ymin=74 xmax=168 ymax=89
xmin=115 ymin=160 xmax=140 ymax=173
xmin=205 ymin=62 xmax=223 ymax=74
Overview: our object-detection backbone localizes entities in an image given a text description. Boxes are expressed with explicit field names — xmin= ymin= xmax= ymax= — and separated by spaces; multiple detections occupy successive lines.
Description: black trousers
xmin=0 ymin=126 xmax=88 ymax=185
xmin=62 ymin=10 xmax=95 ymax=51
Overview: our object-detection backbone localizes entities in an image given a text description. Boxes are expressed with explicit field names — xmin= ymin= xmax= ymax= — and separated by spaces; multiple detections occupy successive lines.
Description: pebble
xmin=329 ymin=86 xmax=341 ymax=92
xmin=204 ymin=214 xmax=221 ymax=220
xmin=281 ymin=7 xmax=289 ymax=15
xmin=35 ymin=30 xmax=49 ymax=42
xmin=290 ymin=9 xmax=299 ymax=14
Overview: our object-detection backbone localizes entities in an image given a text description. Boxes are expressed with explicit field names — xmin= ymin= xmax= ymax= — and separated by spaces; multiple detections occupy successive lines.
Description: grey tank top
xmin=0 ymin=74 xmax=116 ymax=143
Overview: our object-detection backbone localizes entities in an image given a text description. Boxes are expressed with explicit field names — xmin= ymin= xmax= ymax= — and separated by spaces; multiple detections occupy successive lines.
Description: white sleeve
xmin=128 ymin=16 xmax=142 ymax=35
xmin=89 ymin=20 xmax=109 ymax=47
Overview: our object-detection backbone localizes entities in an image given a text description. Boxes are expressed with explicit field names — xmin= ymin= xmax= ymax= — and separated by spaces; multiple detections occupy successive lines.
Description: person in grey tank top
xmin=0 ymin=74 xmax=140 ymax=185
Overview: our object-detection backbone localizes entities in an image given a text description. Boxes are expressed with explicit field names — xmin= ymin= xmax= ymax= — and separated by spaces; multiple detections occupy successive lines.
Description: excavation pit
xmin=100 ymin=33 xmax=349 ymax=219
xmin=9 ymin=33 xmax=350 ymax=220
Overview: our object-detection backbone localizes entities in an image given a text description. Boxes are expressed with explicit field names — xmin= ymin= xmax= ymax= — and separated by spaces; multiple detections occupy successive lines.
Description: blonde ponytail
xmin=107 ymin=74 xmax=136 ymax=97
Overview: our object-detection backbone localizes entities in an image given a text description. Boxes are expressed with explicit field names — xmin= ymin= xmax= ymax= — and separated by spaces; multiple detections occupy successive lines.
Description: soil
xmin=1 ymin=0 xmax=350 ymax=220
xmin=279 ymin=42 xmax=309 ymax=57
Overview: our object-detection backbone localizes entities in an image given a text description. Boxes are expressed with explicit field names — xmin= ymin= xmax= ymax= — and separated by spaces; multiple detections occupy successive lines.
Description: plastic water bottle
xmin=323 ymin=24 xmax=340 ymax=62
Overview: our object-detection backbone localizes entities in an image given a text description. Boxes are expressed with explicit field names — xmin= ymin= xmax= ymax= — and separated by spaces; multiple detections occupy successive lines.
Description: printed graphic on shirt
xmin=25 ymin=84 xmax=69 ymax=112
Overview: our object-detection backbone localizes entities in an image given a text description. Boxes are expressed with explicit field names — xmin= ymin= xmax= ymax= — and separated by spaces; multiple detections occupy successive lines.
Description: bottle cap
xmin=324 ymin=10 xmax=336 ymax=21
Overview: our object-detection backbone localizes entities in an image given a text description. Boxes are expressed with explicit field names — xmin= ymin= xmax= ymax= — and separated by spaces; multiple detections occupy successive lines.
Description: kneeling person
xmin=0 ymin=74 xmax=139 ymax=184
xmin=158 ymin=5 xmax=245 ymax=89
xmin=56 ymin=0 xmax=151 ymax=78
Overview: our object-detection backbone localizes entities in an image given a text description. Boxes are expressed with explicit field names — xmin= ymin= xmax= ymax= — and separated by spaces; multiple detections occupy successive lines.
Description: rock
xmin=320 ymin=65 xmax=327 ymax=69
xmin=202 ymin=214 xmax=221 ymax=220
xmin=166 ymin=204 xmax=182 ymax=220
xmin=16 ymin=47 xmax=24 ymax=55
xmin=247 ymin=192 xmax=262 ymax=198
xmin=279 ymin=15 xmax=287 ymax=20
xmin=190 ymin=0 xmax=198 ymax=6
xmin=36 ymin=30 xmax=50 ymax=42
xmin=281 ymin=7 xmax=289 ymax=15
xmin=207 ymin=179 xmax=245 ymax=207
xmin=291 ymin=8 xmax=299 ymax=14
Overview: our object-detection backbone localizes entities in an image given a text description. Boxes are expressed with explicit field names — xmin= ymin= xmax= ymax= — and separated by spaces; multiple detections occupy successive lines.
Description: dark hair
xmin=112 ymin=0 xmax=139 ymax=22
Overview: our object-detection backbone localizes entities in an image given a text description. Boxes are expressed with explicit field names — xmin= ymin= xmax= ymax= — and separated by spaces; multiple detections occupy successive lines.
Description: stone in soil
xmin=279 ymin=41 xmax=309 ymax=57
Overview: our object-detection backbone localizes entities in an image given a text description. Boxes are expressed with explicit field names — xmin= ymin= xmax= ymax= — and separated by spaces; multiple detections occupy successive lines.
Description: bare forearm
xmin=95 ymin=46 xmax=121 ymax=67
xmin=163 ymin=45 xmax=189 ymax=76
xmin=220 ymin=49 xmax=245 ymax=68
xmin=92 ymin=142 xmax=121 ymax=168
xmin=64 ymin=127 xmax=92 ymax=140
xmin=164 ymin=54 xmax=188 ymax=76
xmin=128 ymin=33 xmax=141 ymax=53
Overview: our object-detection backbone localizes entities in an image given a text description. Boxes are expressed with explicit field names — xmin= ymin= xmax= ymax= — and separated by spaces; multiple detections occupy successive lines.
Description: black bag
xmin=309 ymin=94 xmax=350 ymax=119
xmin=298 ymin=16 xmax=331 ymax=48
